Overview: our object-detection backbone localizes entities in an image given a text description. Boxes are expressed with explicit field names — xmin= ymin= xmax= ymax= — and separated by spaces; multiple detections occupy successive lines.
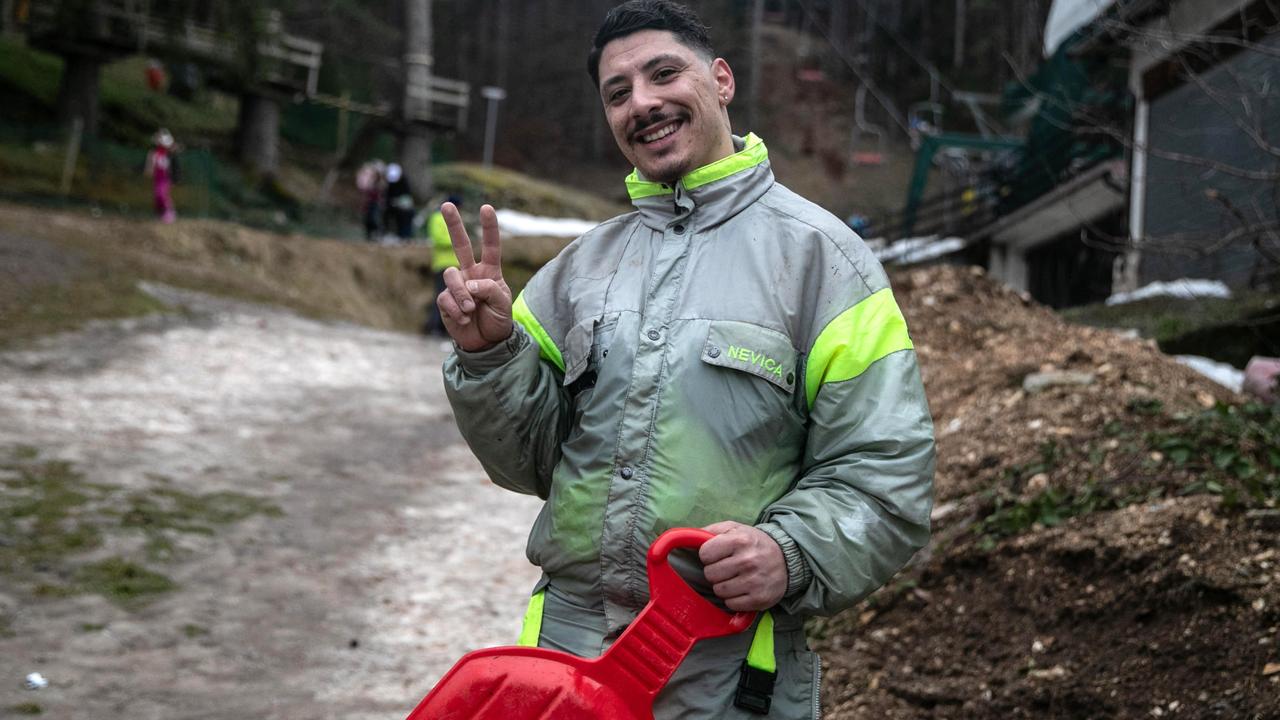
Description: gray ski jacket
xmin=443 ymin=134 xmax=934 ymax=695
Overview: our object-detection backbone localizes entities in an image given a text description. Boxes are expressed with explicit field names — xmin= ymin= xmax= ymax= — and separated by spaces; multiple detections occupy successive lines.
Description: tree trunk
xmin=747 ymin=0 xmax=764 ymax=133
xmin=401 ymin=0 xmax=433 ymax=202
xmin=953 ymin=0 xmax=967 ymax=69
xmin=236 ymin=92 xmax=281 ymax=177
xmin=55 ymin=52 xmax=102 ymax=136
xmin=399 ymin=131 xmax=432 ymax=196
xmin=1 ymin=0 xmax=15 ymax=35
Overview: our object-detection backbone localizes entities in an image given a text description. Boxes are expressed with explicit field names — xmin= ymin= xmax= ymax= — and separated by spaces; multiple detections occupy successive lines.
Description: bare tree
xmin=1002 ymin=18 xmax=1280 ymax=291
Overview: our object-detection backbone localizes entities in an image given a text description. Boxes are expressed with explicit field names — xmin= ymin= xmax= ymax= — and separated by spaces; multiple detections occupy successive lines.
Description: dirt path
xmin=0 ymin=284 xmax=542 ymax=719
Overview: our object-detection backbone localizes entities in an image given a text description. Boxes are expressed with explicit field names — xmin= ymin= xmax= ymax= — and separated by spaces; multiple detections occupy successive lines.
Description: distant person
xmin=144 ymin=59 xmax=166 ymax=92
xmin=384 ymin=163 xmax=415 ymax=242
xmin=356 ymin=160 xmax=385 ymax=242
xmin=168 ymin=62 xmax=201 ymax=102
xmin=144 ymin=129 xmax=177 ymax=224
xmin=423 ymin=196 xmax=464 ymax=336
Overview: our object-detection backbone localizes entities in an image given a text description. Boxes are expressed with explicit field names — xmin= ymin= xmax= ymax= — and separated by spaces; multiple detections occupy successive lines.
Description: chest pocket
xmin=565 ymin=314 xmax=619 ymax=397
xmin=700 ymin=320 xmax=798 ymax=396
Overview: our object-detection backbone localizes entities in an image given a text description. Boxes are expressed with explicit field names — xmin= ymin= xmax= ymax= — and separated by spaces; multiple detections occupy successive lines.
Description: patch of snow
xmin=1175 ymin=355 xmax=1243 ymax=393
xmin=873 ymin=236 xmax=966 ymax=265
xmin=1105 ymin=279 xmax=1231 ymax=306
xmin=496 ymin=209 xmax=598 ymax=238
xmin=1044 ymin=0 xmax=1117 ymax=56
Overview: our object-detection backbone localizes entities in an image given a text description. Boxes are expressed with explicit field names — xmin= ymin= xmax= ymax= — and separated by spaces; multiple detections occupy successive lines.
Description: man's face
xmin=597 ymin=30 xmax=735 ymax=184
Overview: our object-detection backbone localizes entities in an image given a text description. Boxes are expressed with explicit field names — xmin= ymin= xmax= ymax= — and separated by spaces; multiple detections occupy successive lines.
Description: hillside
xmin=816 ymin=266 xmax=1279 ymax=718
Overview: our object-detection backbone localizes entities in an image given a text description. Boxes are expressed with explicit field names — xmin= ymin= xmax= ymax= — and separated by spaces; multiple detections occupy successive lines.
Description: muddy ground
xmin=0 ymin=283 xmax=541 ymax=719
xmin=1 ymin=210 xmax=1277 ymax=720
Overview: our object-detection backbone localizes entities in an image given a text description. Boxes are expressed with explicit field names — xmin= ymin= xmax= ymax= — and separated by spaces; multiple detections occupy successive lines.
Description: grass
xmin=0 ymin=38 xmax=237 ymax=145
xmin=98 ymin=56 xmax=238 ymax=144
xmin=0 ymin=459 xmax=110 ymax=573
xmin=0 ymin=450 xmax=283 ymax=607
xmin=974 ymin=402 xmax=1280 ymax=546
xmin=0 ymin=38 xmax=60 ymax=109
xmin=0 ymin=261 xmax=172 ymax=350
xmin=1063 ymin=292 xmax=1280 ymax=367
xmin=74 ymin=558 xmax=177 ymax=606
xmin=8 ymin=703 xmax=43 ymax=715
xmin=117 ymin=485 xmax=283 ymax=561
xmin=435 ymin=163 xmax=628 ymax=221
xmin=1153 ymin=402 xmax=1280 ymax=508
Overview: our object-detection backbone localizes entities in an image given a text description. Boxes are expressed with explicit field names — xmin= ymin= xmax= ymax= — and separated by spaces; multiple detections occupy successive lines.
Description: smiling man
xmin=435 ymin=1 xmax=935 ymax=717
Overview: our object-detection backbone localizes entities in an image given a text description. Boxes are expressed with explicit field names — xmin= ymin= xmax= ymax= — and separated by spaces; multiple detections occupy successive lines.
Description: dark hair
xmin=587 ymin=0 xmax=715 ymax=87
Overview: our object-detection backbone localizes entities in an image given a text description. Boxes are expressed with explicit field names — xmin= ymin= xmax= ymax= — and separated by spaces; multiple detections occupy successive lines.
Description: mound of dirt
xmin=813 ymin=265 xmax=1279 ymax=719
xmin=899 ymin=265 xmax=1238 ymax=504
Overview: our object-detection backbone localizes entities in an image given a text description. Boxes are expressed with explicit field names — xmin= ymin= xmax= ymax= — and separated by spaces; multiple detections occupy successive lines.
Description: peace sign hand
xmin=436 ymin=203 xmax=514 ymax=352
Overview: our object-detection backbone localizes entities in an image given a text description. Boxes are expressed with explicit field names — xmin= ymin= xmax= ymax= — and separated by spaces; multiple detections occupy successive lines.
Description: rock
xmin=1028 ymin=665 xmax=1068 ymax=680
xmin=1022 ymin=371 xmax=1095 ymax=393
xmin=930 ymin=500 xmax=958 ymax=521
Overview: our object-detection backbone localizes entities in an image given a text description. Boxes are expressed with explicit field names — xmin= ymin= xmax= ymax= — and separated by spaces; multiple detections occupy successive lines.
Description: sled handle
xmin=646 ymin=528 xmax=756 ymax=637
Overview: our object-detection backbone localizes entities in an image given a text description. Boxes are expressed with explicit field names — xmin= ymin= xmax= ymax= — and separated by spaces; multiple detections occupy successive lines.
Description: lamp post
xmin=481 ymin=85 xmax=507 ymax=168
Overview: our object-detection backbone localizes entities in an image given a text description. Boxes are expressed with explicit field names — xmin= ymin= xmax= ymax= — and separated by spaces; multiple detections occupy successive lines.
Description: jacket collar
xmin=627 ymin=133 xmax=774 ymax=231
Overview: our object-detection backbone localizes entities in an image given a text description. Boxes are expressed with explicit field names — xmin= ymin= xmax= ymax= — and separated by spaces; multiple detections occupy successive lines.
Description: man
xmin=436 ymin=1 xmax=934 ymax=716
xmin=424 ymin=196 xmax=463 ymax=335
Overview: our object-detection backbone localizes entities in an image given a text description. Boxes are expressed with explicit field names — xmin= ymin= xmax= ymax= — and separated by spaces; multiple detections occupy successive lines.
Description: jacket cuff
xmin=452 ymin=327 xmax=530 ymax=375
xmin=757 ymin=522 xmax=813 ymax=599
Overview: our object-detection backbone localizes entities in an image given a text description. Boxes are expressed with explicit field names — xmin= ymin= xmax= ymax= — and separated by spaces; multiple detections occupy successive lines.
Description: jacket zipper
xmin=812 ymin=653 xmax=823 ymax=719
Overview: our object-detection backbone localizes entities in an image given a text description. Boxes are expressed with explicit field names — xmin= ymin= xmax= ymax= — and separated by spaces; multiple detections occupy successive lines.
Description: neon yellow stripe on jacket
xmin=805 ymin=287 xmax=913 ymax=408
xmin=624 ymin=133 xmax=768 ymax=200
xmin=684 ymin=132 xmax=767 ymax=190
xmin=746 ymin=610 xmax=776 ymax=673
xmin=516 ymin=589 xmax=545 ymax=647
xmin=513 ymin=292 xmax=566 ymax=373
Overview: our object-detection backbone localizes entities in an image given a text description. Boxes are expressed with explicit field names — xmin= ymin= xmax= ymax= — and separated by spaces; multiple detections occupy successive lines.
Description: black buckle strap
xmin=734 ymin=660 xmax=776 ymax=715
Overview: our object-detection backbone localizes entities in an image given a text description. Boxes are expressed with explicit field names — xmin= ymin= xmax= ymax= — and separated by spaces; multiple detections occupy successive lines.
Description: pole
xmin=481 ymin=86 xmax=506 ymax=168
xmin=60 ymin=117 xmax=83 ymax=196
xmin=336 ymin=90 xmax=350 ymax=158
xmin=953 ymin=0 xmax=967 ymax=69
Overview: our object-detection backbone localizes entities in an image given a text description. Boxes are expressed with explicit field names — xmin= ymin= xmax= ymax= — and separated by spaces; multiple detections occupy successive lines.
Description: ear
xmin=711 ymin=58 xmax=735 ymax=105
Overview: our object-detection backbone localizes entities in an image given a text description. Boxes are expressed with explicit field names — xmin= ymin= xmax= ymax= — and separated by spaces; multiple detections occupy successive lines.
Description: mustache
xmin=632 ymin=112 xmax=681 ymax=136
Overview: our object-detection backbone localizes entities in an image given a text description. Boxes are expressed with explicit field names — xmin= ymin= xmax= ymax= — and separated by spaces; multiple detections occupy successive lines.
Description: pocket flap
xmin=561 ymin=318 xmax=594 ymax=386
xmin=701 ymin=321 xmax=798 ymax=393
xmin=562 ymin=315 xmax=619 ymax=387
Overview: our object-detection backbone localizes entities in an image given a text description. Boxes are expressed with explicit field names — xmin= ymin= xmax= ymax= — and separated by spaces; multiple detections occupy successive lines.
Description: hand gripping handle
xmin=597 ymin=529 xmax=757 ymax=705
xmin=645 ymin=528 xmax=756 ymax=639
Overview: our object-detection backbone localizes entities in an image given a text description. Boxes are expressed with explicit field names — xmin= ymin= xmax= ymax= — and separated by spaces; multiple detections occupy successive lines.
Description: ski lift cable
xmin=844 ymin=0 xmax=962 ymax=100
xmin=791 ymin=0 xmax=911 ymax=137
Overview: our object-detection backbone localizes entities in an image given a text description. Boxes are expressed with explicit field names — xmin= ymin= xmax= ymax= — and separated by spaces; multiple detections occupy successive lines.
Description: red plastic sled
xmin=405 ymin=528 xmax=754 ymax=719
